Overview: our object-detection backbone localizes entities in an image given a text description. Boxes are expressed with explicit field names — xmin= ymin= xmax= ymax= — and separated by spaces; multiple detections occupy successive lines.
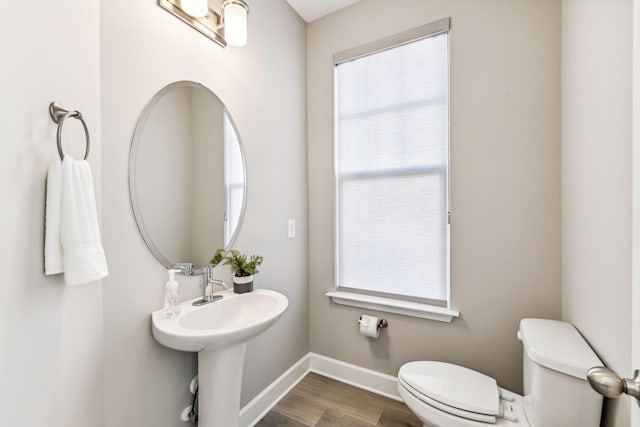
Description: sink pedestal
xmin=198 ymin=343 xmax=247 ymax=427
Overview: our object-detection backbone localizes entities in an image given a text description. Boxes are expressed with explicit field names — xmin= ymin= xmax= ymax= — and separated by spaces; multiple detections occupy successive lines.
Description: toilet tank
xmin=518 ymin=319 xmax=603 ymax=427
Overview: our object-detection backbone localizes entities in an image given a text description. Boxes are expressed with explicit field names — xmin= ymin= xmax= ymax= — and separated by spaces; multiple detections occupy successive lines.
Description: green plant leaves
xmin=210 ymin=248 xmax=263 ymax=277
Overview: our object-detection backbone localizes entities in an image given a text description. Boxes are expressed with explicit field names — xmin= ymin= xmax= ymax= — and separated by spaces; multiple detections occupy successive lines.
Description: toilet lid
xmin=399 ymin=361 xmax=500 ymax=417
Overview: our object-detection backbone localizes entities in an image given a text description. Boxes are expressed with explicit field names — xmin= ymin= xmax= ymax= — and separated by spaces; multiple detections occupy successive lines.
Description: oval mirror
xmin=129 ymin=81 xmax=246 ymax=271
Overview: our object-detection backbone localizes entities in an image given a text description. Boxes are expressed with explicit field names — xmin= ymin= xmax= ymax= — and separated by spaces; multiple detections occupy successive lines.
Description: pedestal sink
xmin=151 ymin=289 xmax=288 ymax=427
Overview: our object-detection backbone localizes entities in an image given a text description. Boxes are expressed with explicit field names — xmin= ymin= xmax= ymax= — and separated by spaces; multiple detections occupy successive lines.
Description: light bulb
xmin=223 ymin=1 xmax=248 ymax=47
xmin=179 ymin=0 xmax=208 ymax=18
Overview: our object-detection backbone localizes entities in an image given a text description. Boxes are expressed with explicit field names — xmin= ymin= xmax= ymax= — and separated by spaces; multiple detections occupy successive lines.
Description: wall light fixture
xmin=179 ymin=0 xmax=208 ymax=18
xmin=158 ymin=0 xmax=249 ymax=48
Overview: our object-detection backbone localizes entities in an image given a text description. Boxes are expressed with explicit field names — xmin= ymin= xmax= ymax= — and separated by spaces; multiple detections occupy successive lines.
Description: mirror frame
xmin=128 ymin=80 xmax=248 ymax=270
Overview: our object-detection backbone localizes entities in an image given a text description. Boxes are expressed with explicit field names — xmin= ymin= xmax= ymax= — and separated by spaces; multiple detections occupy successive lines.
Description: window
xmin=333 ymin=19 xmax=451 ymax=311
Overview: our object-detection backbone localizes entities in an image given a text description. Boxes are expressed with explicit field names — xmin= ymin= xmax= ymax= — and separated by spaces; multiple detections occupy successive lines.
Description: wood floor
xmin=255 ymin=373 xmax=422 ymax=427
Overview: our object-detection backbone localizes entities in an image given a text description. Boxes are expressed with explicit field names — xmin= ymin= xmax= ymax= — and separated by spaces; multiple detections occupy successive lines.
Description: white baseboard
xmin=239 ymin=352 xmax=401 ymax=426
xmin=240 ymin=354 xmax=311 ymax=427
xmin=309 ymin=353 xmax=401 ymax=401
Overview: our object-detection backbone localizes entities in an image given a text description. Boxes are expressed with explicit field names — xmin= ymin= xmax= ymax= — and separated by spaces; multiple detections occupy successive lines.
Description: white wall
xmin=561 ymin=1 xmax=633 ymax=426
xmin=308 ymin=0 xmax=561 ymax=394
xmin=0 ymin=1 xmax=103 ymax=426
xmin=100 ymin=0 xmax=308 ymax=425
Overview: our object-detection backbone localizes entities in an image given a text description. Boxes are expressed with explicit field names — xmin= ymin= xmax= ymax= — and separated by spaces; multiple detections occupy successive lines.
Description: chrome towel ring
xmin=49 ymin=102 xmax=90 ymax=161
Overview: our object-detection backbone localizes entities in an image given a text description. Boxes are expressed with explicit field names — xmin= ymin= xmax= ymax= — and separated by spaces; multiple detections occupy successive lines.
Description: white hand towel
xmin=60 ymin=157 xmax=109 ymax=285
xmin=45 ymin=159 xmax=64 ymax=275
xmin=45 ymin=156 xmax=109 ymax=285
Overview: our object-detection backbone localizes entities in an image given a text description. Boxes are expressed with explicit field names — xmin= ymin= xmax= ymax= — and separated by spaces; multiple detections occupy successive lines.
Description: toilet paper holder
xmin=359 ymin=316 xmax=388 ymax=330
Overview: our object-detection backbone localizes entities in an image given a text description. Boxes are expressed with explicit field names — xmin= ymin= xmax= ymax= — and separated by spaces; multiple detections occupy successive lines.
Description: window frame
xmin=332 ymin=18 xmax=454 ymax=313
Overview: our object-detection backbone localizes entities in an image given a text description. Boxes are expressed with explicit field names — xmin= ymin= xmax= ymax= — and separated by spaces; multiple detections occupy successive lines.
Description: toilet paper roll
xmin=359 ymin=315 xmax=380 ymax=338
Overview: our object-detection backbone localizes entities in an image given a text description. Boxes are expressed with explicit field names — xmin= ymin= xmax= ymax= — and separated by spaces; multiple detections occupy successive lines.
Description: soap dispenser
xmin=162 ymin=269 xmax=181 ymax=318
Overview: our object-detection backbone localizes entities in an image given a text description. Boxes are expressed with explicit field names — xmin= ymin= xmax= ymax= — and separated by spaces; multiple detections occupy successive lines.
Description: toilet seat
xmin=398 ymin=361 xmax=501 ymax=423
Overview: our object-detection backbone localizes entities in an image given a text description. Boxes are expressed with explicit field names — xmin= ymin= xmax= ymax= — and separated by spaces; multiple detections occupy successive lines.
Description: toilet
xmin=398 ymin=318 xmax=604 ymax=427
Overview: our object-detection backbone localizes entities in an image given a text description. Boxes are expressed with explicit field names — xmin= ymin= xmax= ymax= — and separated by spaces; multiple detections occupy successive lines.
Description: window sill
xmin=325 ymin=291 xmax=459 ymax=323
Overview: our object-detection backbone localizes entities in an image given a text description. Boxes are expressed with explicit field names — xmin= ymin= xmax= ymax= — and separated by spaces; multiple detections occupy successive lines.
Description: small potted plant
xmin=210 ymin=249 xmax=263 ymax=293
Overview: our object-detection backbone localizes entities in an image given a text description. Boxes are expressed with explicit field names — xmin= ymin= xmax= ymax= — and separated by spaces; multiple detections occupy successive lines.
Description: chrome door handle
xmin=587 ymin=367 xmax=640 ymax=405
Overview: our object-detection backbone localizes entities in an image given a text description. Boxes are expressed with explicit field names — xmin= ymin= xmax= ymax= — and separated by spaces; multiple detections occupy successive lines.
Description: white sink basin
xmin=152 ymin=289 xmax=288 ymax=352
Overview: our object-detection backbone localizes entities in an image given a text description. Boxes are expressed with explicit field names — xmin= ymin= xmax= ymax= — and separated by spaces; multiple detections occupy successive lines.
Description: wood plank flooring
xmin=255 ymin=373 xmax=421 ymax=427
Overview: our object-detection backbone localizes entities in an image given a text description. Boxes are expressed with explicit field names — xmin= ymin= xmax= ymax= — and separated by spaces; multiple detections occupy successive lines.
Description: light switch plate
xmin=287 ymin=219 xmax=296 ymax=238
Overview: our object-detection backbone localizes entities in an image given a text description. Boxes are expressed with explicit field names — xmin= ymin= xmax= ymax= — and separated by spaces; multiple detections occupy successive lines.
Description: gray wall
xmin=0 ymin=1 xmax=104 ymax=426
xmin=100 ymin=0 xmax=309 ymax=425
xmin=308 ymin=0 xmax=562 ymax=394
xmin=561 ymin=1 xmax=632 ymax=426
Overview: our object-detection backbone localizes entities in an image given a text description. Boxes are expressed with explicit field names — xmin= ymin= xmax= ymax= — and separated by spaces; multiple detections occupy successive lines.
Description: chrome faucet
xmin=174 ymin=262 xmax=196 ymax=276
xmin=192 ymin=265 xmax=229 ymax=306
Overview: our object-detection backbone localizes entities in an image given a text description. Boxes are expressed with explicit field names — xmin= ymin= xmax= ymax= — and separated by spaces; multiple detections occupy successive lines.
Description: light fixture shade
xmin=223 ymin=1 xmax=248 ymax=47
xmin=179 ymin=0 xmax=208 ymax=18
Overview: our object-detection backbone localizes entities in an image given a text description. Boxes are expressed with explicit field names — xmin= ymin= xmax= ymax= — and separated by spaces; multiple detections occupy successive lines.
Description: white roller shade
xmin=335 ymin=29 xmax=449 ymax=305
